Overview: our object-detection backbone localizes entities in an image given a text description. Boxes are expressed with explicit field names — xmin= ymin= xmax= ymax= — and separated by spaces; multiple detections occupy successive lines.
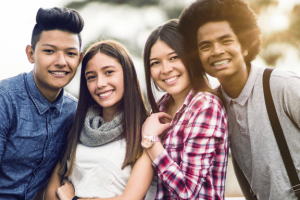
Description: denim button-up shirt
xmin=0 ymin=71 xmax=77 ymax=200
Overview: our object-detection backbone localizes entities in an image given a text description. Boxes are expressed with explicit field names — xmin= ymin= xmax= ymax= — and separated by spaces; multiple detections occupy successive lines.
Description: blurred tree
xmin=65 ymin=0 xmax=300 ymax=67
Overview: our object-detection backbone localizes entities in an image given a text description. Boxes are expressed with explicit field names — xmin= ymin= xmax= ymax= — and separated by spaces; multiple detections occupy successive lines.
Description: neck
xmin=167 ymin=86 xmax=191 ymax=118
xmin=219 ymin=64 xmax=250 ymax=99
xmin=102 ymin=107 xmax=120 ymax=123
xmin=34 ymin=83 xmax=61 ymax=104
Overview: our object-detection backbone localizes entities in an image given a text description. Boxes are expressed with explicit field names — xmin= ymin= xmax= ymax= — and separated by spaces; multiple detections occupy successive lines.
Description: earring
xmin=244 ymin=50 xmax=248 ymax=56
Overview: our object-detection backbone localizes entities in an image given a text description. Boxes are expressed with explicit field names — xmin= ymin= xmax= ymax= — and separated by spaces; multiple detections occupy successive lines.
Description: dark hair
xmin=58 ymin=40 xmax=149 ymax=177
xmin=31 ymin=7 xmax=84 ymax=51
xmin=178 ymin=0 xmax=261 ymax=65
xmin=143 ymin=19 xmax=214 ymax=113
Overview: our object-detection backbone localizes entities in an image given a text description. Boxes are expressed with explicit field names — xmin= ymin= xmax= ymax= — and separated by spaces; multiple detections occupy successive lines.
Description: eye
xmin=170 ymin=55 xmax=179 ymax=61
xmin=105 ymin=70 xmax=114 ymax=75
xmin=199 ymin=45 xmax=210 ymax=51
xmin=86 ymin=75 xmax=95 ymax=81
xmin=222 ymin=39 xmax=233 ymax=45
xmin=67 ymin=52 xmax=77 ymax=56
xmin=150 ymin=61 xmax=159 ymax=67
xmin=43 ymin=49 xmax=54 ymax=54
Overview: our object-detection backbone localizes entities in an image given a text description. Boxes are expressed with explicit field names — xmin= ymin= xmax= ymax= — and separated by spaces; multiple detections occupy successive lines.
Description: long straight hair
xmin=143 ymin=19 xmax=215 ymax=113
xmin=58 ymin=40 xmax=149 ymax=177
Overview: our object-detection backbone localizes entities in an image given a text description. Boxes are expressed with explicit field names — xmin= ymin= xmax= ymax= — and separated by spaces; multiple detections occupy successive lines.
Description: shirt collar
xmin=158 ymin=88 xmax=195 ymax=113
xmin=25 ymin=71 xmax=64 ymax=115
xmin=221 ymin=64 xmax=259 ymax=106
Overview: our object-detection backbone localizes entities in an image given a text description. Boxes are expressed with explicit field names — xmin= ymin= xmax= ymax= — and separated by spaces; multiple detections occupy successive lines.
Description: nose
xmin=55 ymin=52 xmax=67 ymax=67
xmin=212 ymin=43 xmax=225 ymax=56
xmin=96 ymin=76 xmax=107 ymax=88
xmin=161 ymin=61 xmax=173 ymax=74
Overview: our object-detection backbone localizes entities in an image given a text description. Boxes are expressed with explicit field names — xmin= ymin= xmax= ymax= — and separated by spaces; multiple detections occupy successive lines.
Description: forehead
xmin=37 ymin=30 xmax=80 ymax=50
xmin=150 ymin=40 xmax=174 ymax=58
xmin=197 ymin=21 xmax=237 ymax=42
xmin=86 ymin=53 xmax=122 ymax=71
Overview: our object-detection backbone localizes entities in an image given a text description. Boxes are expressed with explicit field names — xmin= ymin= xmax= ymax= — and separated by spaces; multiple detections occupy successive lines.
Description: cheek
xmin=86 ymin=83 xmax=95 ymax=94
xmin=150 ymin=68 xmax=159 ymax=81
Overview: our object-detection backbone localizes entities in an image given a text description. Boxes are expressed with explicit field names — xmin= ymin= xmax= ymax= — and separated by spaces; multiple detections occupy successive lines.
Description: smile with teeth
xmin=50 ymin=71 xmax=69 ymax=75
xmin=164 ymin=76 xmax=179 ymax=83
xmin=99 ymin=90 xmax=113 ymax=97
xmin=212 ymin=60 xmax=230 ymax=67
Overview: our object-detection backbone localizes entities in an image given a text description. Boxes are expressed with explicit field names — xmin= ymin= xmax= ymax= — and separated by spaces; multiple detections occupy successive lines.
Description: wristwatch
xmin=141 ymin=135 xmax=160 ymax=149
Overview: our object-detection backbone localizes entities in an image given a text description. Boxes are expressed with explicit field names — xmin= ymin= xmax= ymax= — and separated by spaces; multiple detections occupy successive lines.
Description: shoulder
xmin=62 ymin=91 xmax=78 ymax=115
xmin=0 ymin=73 xmax=25 ymax=93
xmin=63 ymin=90 xmax=78 ymax=104
xmin=190 ymin=91 xmax=225 ymax=113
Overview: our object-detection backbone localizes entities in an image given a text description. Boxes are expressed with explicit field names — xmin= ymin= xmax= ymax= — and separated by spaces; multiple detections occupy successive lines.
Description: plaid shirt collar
xmin=158 ymin=88 xmax=195 ymax=114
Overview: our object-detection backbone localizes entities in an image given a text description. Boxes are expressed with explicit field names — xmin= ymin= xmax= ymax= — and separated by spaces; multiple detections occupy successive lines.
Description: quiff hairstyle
xmin=178 ymin=0 xmax=261 ymax=65
xmin=31 ymin=7 xmax=84 ymax=51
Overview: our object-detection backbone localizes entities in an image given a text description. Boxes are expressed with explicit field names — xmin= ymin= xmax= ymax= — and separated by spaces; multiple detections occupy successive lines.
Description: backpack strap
xmin=263 ymin=68 xmax=300 ymax=199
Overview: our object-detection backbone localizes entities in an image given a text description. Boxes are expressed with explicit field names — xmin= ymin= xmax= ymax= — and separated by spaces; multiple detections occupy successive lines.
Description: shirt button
xmin=172 ymin=143 xmax=175 ymax=147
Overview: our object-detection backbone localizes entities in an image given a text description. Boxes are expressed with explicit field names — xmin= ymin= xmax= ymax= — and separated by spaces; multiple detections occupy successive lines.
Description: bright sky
xmin=1 ymin=0 xmax=300 ymax=93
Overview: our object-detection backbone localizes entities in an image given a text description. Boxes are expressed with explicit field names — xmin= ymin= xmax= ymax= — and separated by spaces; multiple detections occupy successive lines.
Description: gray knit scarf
xmin=80 ymin=106 xmax=124 ymax=147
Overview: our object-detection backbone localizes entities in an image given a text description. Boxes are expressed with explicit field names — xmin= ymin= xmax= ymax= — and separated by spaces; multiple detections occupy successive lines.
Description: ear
xmin=26 ymin=45 xmax=35 ymax=64
xmin=243 ymin=49 xmax=248 ymax=57
xmin=79 ymin=52 xmax=83 ymax=63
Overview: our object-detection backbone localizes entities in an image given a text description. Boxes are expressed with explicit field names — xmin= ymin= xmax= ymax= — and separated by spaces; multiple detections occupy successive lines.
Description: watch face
xmin=141 ymin=138 xmax=153 ymax=148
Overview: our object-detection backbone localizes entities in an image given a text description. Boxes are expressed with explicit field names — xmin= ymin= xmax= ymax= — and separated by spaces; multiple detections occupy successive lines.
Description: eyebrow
xmin=41 ymin=44 xmax=78 ymax=50
xmin=149 ymin=51 xmax=177 ymax=62
xmin=85 ymin=65 xmax=116 ymax=76
xmin=198 ymin=34 xmax=234 ymax=47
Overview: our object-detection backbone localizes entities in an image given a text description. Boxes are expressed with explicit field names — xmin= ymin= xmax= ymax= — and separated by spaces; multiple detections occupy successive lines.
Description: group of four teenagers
xmin=1 ymin=0 xmax=300 ymax=199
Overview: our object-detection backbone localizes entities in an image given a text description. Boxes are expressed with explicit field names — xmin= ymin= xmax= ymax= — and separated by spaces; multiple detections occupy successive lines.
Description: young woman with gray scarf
xmin=43 ymin=40 xmax=156 ymax=200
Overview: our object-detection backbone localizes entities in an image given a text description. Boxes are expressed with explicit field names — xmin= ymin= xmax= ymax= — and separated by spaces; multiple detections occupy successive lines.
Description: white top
xmin=68 ymin=139 xmax=132 ymax=198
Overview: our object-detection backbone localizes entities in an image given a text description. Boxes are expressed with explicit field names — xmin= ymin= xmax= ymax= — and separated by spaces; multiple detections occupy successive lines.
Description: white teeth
xmin=51 ymin=71 xmax=67 ymax=75
xmin=99 ymin=90 xmax=113 ymax=97
xmin=165 ymin=76 xmax=179 ymax=83
xmin=213 ymin=60 xmax=229 ymax=67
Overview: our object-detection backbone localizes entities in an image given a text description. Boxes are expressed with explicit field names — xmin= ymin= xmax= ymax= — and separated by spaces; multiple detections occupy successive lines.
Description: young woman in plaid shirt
xmin=141 ymin=19 xmax=229 ymax=200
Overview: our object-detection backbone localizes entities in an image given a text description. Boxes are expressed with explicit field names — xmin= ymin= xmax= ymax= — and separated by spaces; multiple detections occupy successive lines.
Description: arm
xmin=44 ymin=162 xmax=62 ymax=200
xmin=0 ymin=87 xmax=13 ymax=163
xmin=57 ymin=149 xmax=155 ymax=200
xmin=232 ymin=155 xmax=256 ymax=200
xmin=282 ymin=76 xmax=300 ymax=127
xmin=142 ymin=100 xmax=228 ymax=199
xmin=32 ymin=184 xmax=46 ymax=200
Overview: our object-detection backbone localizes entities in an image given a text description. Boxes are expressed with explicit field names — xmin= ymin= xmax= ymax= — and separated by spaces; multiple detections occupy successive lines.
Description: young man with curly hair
xmin=0 ymin=7 xmax=84 ymax=200
xmin=179 ymin=0 xmax=300 ymax=199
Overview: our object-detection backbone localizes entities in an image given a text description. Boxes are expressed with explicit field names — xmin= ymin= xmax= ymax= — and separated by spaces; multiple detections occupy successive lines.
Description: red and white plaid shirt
xmin=152 ymin=89 xmax=229 ymax=200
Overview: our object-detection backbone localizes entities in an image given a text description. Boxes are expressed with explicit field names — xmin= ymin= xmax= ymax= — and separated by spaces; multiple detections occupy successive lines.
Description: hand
xmin=142 ymin=112 xmax=172 ymax=137
xmin=56 ymin=179 xmax=75 ymax=200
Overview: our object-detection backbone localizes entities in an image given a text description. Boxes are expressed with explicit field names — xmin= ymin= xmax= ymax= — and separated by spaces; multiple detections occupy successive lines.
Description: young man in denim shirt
xmin=0 ymin=7 xmax=84 ymax=200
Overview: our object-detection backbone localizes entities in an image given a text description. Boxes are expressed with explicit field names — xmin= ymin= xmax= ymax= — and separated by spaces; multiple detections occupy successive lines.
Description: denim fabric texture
xmin=0 ymin=71 xmax=77 ymax=200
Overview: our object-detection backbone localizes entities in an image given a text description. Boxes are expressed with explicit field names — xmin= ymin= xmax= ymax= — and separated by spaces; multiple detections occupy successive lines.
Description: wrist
xmin=141 ymin=135 xmax=160 ymax=149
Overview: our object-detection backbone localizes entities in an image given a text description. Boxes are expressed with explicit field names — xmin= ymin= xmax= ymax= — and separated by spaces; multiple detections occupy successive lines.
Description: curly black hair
xmin=178 ymin=0 xmax=261 ymax=64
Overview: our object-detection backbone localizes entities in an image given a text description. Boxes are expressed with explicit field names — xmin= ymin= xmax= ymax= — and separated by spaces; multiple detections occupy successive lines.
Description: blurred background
xmin=1 ymin=0 xmax=300 ymax=198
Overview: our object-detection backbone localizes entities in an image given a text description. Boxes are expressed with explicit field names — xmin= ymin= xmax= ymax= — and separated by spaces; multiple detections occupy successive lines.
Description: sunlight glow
xmin=258 ymin=6 xmax=289 ymax=34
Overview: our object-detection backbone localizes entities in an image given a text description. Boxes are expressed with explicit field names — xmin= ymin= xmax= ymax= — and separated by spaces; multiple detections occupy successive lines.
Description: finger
xmin=156 ymin=112 xmax=172 ymax=120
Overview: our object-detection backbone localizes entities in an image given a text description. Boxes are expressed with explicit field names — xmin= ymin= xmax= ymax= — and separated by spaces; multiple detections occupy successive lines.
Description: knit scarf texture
xmin=80 ymin=106 xmax=124 ymax=147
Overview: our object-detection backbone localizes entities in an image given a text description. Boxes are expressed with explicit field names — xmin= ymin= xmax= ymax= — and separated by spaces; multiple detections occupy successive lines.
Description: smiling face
xmin=26 ymin=30 xmax=82 ymax=102
xmin=197 ymin=21 xmax=248 ymax=83
xmin=85 ymin=52 xmax=124 ymax=115
xmin=149 ymin=40 xmax=191 ymax=100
